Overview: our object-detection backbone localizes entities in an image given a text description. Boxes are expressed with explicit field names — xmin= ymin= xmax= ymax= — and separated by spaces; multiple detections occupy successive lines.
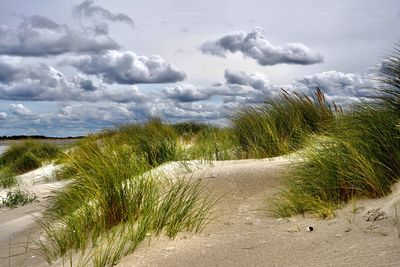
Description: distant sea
xmin=0 ymin=145 xmax=9 ymax=155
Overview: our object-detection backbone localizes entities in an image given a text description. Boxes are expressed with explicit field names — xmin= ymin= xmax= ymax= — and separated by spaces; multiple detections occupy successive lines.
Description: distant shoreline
xmin=0 ymin=135 xmax=84 ymax=147
xmin=0 ymin=135 xmax=84 ymax=140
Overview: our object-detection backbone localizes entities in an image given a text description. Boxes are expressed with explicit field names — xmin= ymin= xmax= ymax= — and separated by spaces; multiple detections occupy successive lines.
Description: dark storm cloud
xmin=200 ymin=27 xmax=324 ymax=66
xmin=0 ymin=15 xmax=119 ymax=56
xmin=65 ymin=50 xmax=186 ymax=84
xmin=73 ymin=0 xmax=134 ymax=28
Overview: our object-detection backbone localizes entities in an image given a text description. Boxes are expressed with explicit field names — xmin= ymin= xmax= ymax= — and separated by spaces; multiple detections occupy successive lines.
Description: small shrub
xmin=0 ymin=188 xmax=38 ymax=208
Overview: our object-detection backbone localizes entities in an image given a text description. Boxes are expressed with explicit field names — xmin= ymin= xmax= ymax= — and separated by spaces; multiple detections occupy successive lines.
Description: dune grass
xmin=231 ymin=88 xmax=338 ymax=158
xmin=172 ymin=121 xmax=210 ymax=142
xmin=105 ymin=118 xmax=179 ymax=167
xmin=269 ymin=44 xmax=400 ymax=218
xmin=0 ymin=140 xmax=60 ymax=175
xmin=36 ymin=45 xmax=400 ymax=264
xmin=187 ymin=127 xmax=239 ymax=161
xmin=0 ymin=167 xmax=17 ymax=188
xmin=36 ymin=120 xmax=217 ymax=266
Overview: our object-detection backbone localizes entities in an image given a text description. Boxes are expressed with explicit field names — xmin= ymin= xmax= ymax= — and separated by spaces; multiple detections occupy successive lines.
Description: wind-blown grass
xmin=36 ymin=120 xmax=217 ymax=266
xmin=107 ymin=118 xmax=179 ymax=166
xmin=0 ymin=140 xmax=60 ymax=175
xmin=187 ymin=127 xmax=239 ymax=161
xmin=0 ymin=167 xmax=17 ymax=188
xmin=172 ymin=121 xmax=210 ymax=142
xmin=270 ymin=44 xmax=400 ymax=218
xmin=232 ymin=88 xmax=338 ymax=158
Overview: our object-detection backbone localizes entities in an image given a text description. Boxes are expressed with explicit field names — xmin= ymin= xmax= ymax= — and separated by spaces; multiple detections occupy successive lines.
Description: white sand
xmin=118 ymin=157 xmax=400 ymax=267
xmin=2 ymin=158 xmax=400 ymax=266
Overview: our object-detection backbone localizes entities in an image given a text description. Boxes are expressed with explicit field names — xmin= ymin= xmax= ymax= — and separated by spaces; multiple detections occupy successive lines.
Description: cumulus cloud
xmin=224 ymin=69 xmax=270 ymax=90
xmin=200 ymin=27 xmax=324 ymax=66
xmin=65 ymin=50 xmax=186 ymax=84
xmin=0 ymin=65 xmax=376 ymax=136
xmin=0 ymin=15 xmax=119 ymax=56
xmin=164 ymin=70 xmax=280 ymax=103
xmin=0 ymin=112 xmax=7 ymax=120
xmin=163 ymin=83 xmax=210 ymax=102
xmin=0 ymin=56 xmax=149 ymax=102
xmin=10 ymin=103 xmax=34 ymax=118
xmin=73 ymin=0 xmax=134 ymax=28
xmin=163 ymin=67 xmax=376 ymax=108
xmin=57 ymin=103 xmax=133 ymax=122
xmin=294 ymin=70 xmax=377 ymax=104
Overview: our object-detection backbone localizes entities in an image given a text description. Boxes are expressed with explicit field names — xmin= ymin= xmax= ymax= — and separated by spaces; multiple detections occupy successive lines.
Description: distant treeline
xmin=0 ymin=135 xmax=84 ymax=140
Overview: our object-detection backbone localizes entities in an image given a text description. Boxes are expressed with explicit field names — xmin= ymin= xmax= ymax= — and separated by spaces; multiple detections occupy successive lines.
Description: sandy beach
xmin=1 ymin=157 xmax=400 ymax=266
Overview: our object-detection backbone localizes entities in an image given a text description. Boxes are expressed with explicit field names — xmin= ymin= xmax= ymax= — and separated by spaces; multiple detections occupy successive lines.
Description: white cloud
xmin=200 ymin=27 xmax=324 ymax=66
xmin=0 ymin=56 xmax=151 ymax=103
xmin=10 ymin=103 xmax=34 ymax=118
xmin=0 ymin=15 xmax=119 ymax=57
xmin=0 ymin=112 xmax=7 ymax=120
xmin=294 ymin=70 xmax=377 ymax=104
xmin=73 ymin=0 xmax=134 ymax=28
xmin=65 ymin=50 xmax=186 ymax=84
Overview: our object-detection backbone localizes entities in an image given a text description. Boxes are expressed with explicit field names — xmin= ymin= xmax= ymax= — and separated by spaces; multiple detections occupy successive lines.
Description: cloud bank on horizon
xmin=0 ymin=0 xmax=398 ymax=136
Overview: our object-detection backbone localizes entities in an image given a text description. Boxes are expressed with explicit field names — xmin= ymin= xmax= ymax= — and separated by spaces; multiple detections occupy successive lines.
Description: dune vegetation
xmin=231 ymin=88 xmax=339 ymax=158
xmin=0 ymin=140 xmax=60 ymax=188
xmin=6 ymin=44 xmax=397 ymax=266
xmin=0 ymin=188 xmax=38 ymax=208
xmin=35 ymin=90 xmax=344 ymax=265
xmin=269 ymin=45 xmax=400 ymax=218
xmin=36 ymin=119 xmax=218 ymax=266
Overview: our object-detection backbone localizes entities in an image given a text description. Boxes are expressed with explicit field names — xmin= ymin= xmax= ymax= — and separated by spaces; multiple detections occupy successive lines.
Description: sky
xmin=0 ymin=0 xmax=399 ymax=136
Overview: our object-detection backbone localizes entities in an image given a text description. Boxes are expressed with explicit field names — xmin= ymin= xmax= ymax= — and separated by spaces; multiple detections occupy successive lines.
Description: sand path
xmin=118 ymin=157 xmax=400 ymax=267
xmin=0 ymin=165 xmax=65 ymax=267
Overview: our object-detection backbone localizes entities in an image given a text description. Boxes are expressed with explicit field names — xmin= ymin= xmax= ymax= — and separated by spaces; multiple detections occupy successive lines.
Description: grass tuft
xmin=231 ymin=88 xmax=337 ymax=158
xmin=36 ymin=119 xmax=217 ymax=266
xmin=0 ymin=167 xmax=17 ymax=188
xmin=270 ymin=43 xmax=400 ymax=217
xmin=0 ymin=140 xmax=60 ymax=174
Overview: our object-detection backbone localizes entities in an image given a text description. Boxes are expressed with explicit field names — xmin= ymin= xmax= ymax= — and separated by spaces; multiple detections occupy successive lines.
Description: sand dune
xmin=119 ymin=157 xmax=400 ymax=267
xmin=1 ymin=158 xmax=400 ymax=266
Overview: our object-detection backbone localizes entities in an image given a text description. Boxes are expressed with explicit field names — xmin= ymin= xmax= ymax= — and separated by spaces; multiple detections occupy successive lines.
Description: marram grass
xmin=36 ymin=120 xmax=217 ymax=266
xmin=231 ymin=88 xmax=338 ymax=158
xmin=0 ymin=140 xmax=60 ymax=175
xmin=270 ymin=43 xmax=400 ymax=218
